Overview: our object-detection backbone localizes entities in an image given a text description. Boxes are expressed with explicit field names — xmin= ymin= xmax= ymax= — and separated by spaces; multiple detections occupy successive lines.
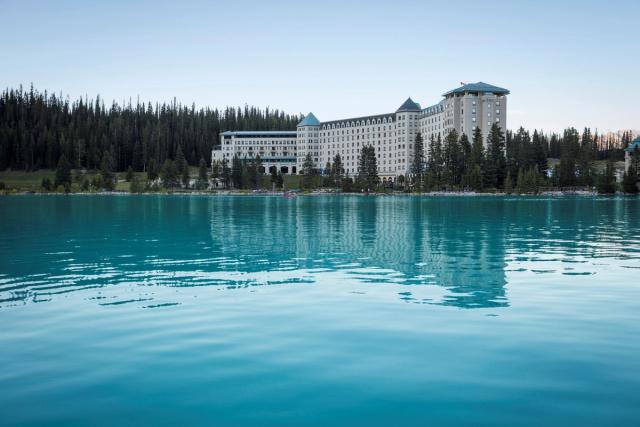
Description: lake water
xmin=1 ymin=195 xmax=639 ymax=426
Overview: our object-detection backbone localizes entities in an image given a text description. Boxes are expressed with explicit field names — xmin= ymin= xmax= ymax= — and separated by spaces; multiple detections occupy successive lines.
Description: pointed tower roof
xmin=297 ymin=112 xmax=320 ymax=127
xmin=396 ymin=98 xmax=421 ymax=112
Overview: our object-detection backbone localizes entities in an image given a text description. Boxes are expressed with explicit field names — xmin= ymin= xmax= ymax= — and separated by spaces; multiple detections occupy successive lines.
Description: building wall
xmin=212 ymin=131 xmax=298 ymax=174
xmin=214 ymin=84 xmax=509 ymax=179
xmin=319 ymin=114 xmax=401 ymax=178
xmin=419 ymin=92 xmax=507 ymax=152
xmin=296 ymin=125 xmax=320 ymax=172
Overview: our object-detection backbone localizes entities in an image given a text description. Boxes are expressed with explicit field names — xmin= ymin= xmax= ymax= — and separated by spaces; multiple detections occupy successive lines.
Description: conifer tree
xmin=231 ymin=155 xmax=243 ymax=189
xmin=505 ymin=171 xmax=514 ymax=194
xmin=332 ymin=154 xmax=344 ymax=187
xmin=130 ymin=175 xmax=143 ymax=193
xmin=221 ymin=158 xmax=231 ymax=189
xmin=100 ymin=150 xmax=116 ymax=191
xmin=427 ymin=134 xmax=443 ymax=188
xmin=596 ymin=160 xmax=617 ymax=194
xmin=211 ymin=160 xmax=220 ymax=183
xmin=442 ymin=130 xmax=459 ymax=186
xmin=558 ymin=128 xmax=580 ymax=186
xmin=458 ymin=133 xmax=471 ymax=187
xmin=470 ymin=127 xmax=484 ymax=168
xmin=54 ymin=154 xmax=72 ymax=191
xmin=125 ymin=166 xmax=134 ymax=182
xmin=357 ymin=145 xmax=378 ymax=192
xmin=41 ymin=177 xmax=52 ymax=191
xmin=622 ymin=168 xmax=638 ymax=194
xmin=181 ymin=166 xmax=190 ymax=188
xmin=411 ymin=132 xmax=425 ymax=189
xmin=147 ymin=158 xmax=159 ymax=182
xmin=196 ymin=157 xmax=208 ymax=190
xmin=301 ymin=153 xmax=316 ymax=190
xmin=532 ymin=130 xmax=548 ymax=178
xmin=161 ymin=159 xmax=179 ymax=188
xmin=577 ymin=128 xmax=595 ymax=186
xmin=484 ymin=123 xmax=507 ymax=189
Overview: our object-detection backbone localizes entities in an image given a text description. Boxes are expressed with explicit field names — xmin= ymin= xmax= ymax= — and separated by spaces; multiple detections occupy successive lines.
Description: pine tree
xmin=577 ymin=128 xmax=595 ymax=186
xmin=442 ymin=130 xmax=460 ymax=186
xmin=467 ymin=165 xmax=483 ymax=192
xmin=41 ymin=177 xmax=52 ymax=191
xmin=100 ymin=151 xmax=116 ymax=191
xmin=301 ymin=153 xmax=316 ymax=189
xmin=221 ymin=158 xmax=231 ymax=189
xmin=181 ymin=166 xmax=190 ymax=188
xmin=483 ymin=124 xmax=506 ymax=189
xmin=411 ymin=132 xmax=425 ymax=189
xmin=505 ymin=170 xmax=514 ymax=194
xmin=54 ymin=154 xmax=72 ymax=191
xmin=622 ymin=168 xmax=638 ymax=194
xmin=427 ymin=135 xmax=443 ymax=190
xmin=458 ymin=133 xmax=471 ymax=187
xmin=196 ymin=157 xmax=208 ymax=190
xmin=130 ymin=175 xmax=143 ymax=193
xmin=247 ymin=156 xmax=260 ymax=189
xmin=147 ymin=158 xmax=159 ymax=181
xmin=357 ymin=145 xmax=378 ymax=192
xmin=332 ymin=154 xmax=344 ymax=187
xmin=211 ymin=160 xmax=220 ymax=187
xmin=558 ymin=128 xmax=579 ymax=186
xmin=125 ymin=166 xmax=134 ymax=182
xmin=596 ymin=160 xmax=617 ymax=194
xmin=532 ymin=130 xmax=548 ymax=178
xmin=470 ymin=127 xmax=484 ymax=167
xmin=161 ymin=159 xmax=178 ymax=188
xmin=231 ymin=155 xmax=243 ymax=189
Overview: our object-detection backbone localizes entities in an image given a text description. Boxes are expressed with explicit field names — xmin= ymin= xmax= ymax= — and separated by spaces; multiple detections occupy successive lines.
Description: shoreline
xmin=1 ymin=189 xmax=626 ymax=197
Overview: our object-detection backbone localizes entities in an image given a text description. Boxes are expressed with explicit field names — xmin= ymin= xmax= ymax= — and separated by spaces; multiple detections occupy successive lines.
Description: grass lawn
xmin=0 ymin=170 xmax=56 ymax=191
xmin=0 ymin=169 xmax=150 ymax=192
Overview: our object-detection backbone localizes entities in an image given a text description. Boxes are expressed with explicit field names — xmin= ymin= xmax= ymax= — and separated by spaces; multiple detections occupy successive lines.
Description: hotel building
xmin=212 ymin=82 xmax=509 ymax=180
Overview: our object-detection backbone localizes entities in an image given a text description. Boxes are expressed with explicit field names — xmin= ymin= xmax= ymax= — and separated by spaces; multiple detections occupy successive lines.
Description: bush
xmin=41 ymin=178 xmax=52 ymax=191
xmin=622 ymin=169 xmax=639 ymax=194
xmin=130 ymin=176 xmax=143 ymax=193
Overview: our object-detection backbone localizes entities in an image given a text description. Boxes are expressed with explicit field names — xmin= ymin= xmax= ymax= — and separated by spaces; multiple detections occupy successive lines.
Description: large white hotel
xmin=212 ymin=82 xmax=509 ymax=181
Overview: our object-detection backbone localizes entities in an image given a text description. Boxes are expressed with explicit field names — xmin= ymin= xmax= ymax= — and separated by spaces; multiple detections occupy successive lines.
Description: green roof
xmin=625 ymin=137 xmax=640 ymax=153
xmin=396 ymin=97 xmax=421 ymax=112
xmin=297 ymin=112 xmax=320 ymax=127
xmin=443 ymin=82 xmax=510 ymax=96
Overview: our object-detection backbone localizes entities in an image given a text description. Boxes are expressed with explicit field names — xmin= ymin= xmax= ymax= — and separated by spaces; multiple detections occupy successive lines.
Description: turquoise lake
xmin=1 ymin=195 xmax=639 ymax=426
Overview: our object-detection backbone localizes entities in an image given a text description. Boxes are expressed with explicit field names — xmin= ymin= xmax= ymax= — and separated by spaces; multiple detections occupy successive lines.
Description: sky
xmin=1 ymin=0 xmax=638 ymax=133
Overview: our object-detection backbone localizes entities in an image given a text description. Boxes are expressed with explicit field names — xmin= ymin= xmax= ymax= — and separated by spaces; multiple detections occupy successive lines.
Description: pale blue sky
xmin=1 ymin=0 xmax=638 ymax=132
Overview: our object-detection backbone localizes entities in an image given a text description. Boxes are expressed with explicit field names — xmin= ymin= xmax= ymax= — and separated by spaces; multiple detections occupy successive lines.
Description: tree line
xmin=406 ymin=124 xmax=637 ymax=194
xmin=0 ymin=85 xmax=300 ymax=172
xmin=2 ymin=85 xmax=638 ymax=194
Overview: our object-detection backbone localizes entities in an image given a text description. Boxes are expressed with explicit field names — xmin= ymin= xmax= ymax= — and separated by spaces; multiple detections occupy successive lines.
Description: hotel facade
xmin=212 ymin=82 xmax=509 ymax=180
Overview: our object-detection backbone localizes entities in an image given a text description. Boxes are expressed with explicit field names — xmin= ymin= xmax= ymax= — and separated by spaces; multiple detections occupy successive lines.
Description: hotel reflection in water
xmin=209 ymin=196 xmax=508 ymax=309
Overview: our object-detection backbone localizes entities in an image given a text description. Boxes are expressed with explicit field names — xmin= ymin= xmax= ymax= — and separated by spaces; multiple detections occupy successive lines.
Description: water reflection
xmin=0 ymin=195 xmax=638 ymax=309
